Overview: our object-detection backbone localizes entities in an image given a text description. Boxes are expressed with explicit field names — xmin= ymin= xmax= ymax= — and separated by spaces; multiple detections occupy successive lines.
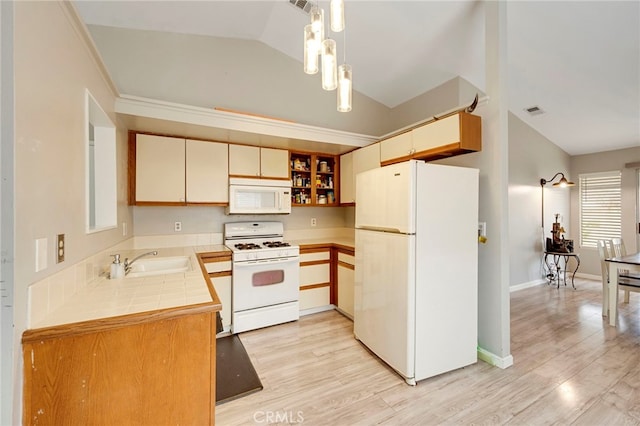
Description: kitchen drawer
xmin=204 ymin=261 xmax=232 ymax=274
xmin=300 ymin=263 xmax=330 ymax=286
xmin=300 ymin=250 xmax=330 ymax=263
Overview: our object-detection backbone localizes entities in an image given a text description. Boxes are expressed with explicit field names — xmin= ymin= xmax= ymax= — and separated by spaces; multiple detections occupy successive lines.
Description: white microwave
xmin=227 ymin=178 xmax=292 ymax=215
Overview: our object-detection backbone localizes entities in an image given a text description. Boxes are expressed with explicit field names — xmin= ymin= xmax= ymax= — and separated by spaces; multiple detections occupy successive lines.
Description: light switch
xmin=35 ymin=237 xmax=48 ymax=272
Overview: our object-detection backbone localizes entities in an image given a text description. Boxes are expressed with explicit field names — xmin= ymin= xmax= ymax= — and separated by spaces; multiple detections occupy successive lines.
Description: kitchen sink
xmin=126 ymin=256 xmax=192 ymax=278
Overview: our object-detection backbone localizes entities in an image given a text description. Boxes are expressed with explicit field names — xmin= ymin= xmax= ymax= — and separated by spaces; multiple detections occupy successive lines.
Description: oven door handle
xmin=234 ymin=256 xmax=299 ymax=266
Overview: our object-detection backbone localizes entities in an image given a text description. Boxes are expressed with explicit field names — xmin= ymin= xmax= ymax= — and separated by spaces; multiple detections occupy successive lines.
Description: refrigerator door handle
xmin=357 ymin=226 xmax=414 ymax=235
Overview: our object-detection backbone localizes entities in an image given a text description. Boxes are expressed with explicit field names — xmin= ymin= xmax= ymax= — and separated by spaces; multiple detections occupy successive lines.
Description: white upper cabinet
xmin=229 ymin=145 xmax=289 ymax=179
xmin=260 ymin=147 xmax=289 ymax=179
xmin=380 ymin=131 xmax=412 ymax=163
xmin=412 ymin=113 xmax=461 ymax=152
xmin=340 ymin=151 xmax=354 ymax=204
xmin=353 ymin=143 xmax=380 ymax=176
xmin=134 ymin=135 xmax=230 ymax=205
xmin=341 ymin=143 xmax=380 ymax=204
xmin=135 ymin=134 xmax=186 ymax=203
xmin=379 ymin=113 xmax=481 ymax=165
xmin=228 ymin=144 xmax=260 ymax=177
xmin=186 ymin=139 xmax=228 ymax=203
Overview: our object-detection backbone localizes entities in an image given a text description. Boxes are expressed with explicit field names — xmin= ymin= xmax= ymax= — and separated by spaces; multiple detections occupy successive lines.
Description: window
xmin=86 ymin=90 xmax=117 ymax=233
xmin=579 ymin=171 xmax=622 ymax=248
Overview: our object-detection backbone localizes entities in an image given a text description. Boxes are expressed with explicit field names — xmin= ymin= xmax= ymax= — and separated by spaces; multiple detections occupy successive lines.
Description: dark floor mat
xmin=216 ymin=334 xmax=263 ymax=405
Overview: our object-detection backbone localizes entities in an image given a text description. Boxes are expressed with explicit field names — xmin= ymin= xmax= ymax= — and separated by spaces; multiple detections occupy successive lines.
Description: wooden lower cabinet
xmin=299 ymin=247 xmax=332 ymax=310
xmin=22 ymin=306 xmax=218 ymax=426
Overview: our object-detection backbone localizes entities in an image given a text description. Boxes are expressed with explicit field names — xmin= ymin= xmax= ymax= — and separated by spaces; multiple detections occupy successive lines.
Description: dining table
xmin=606 ymin=252 xmax=640 ymax=326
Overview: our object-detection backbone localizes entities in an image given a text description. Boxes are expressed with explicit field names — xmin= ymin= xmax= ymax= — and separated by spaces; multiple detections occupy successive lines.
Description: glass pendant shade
xmin=321 ymin=39 xmax=337 ymax=91
xmin=310 ymin=6 xmax=324 ymax=45
xmin=330 ymin=0 xmax=345 ymax=32
xmin=303 ymin=25 xmax=319 ymax=74
xmin=337 ymin=64 xmax=352 ymax=112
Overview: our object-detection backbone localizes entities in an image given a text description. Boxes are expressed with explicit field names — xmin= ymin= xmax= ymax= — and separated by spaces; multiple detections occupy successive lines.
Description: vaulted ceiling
xmin=74 ymin=1 xmax=639 ymax=156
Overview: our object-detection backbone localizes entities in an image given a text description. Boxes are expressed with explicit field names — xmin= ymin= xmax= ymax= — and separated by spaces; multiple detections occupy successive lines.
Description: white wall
xmin=11 ymin=2 xmax=132 ymax=422
xmin=570 ymin=147 xmax=640 ymax=275
xmin=86 ymin=24 xmax=393 ymax=137
xmin=508 ymin=113 xmax=571 ymax=287
xmin=0 ymin=1 xmax=15 ymax=424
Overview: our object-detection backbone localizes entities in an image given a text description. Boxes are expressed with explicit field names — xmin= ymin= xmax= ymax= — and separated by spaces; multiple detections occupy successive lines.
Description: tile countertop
xmin=30 ymin=245 xmax=229 ymax=330
xmin=292 ymin=237 xmax=355 ymax=250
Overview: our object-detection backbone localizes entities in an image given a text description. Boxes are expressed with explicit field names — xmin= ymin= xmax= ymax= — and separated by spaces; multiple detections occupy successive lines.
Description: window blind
xmin=579 ymin=171 xmax=622 ymax=248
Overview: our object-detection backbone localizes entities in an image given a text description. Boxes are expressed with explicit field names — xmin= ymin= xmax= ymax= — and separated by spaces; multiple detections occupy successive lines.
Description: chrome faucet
xmin=124 ymin=251 xmax=158 ymax=274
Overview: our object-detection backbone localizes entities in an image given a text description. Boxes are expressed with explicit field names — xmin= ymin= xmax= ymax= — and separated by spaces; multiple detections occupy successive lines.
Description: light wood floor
xmin=216 ymin=278 xmax=640 ymax=425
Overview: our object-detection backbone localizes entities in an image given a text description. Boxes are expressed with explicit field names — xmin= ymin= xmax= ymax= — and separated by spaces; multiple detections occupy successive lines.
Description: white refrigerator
xmin=354 ymin=160 xmax=479 ymax=385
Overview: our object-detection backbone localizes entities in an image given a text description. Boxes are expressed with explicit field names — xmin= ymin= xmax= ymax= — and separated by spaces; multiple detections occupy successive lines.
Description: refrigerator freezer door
xmin=355 ymin=161 xmax=416 ymax=234
xmin=354 ymin=228 xmax=416 ymax=381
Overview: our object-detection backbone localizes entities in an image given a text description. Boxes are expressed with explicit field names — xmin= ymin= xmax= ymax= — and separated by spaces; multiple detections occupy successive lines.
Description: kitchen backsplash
xmin=133 ymin=205 xmax=354 ymax=235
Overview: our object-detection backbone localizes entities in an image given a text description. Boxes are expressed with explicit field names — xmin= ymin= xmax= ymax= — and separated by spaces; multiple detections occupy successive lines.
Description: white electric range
xmin=224 ymin=222 xmax=300 ymax=333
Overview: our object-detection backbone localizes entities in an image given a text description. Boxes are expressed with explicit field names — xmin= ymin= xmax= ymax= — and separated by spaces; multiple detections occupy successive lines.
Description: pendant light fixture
xmin=321 ymin=38 xmax=337 ymax=91
xmin=310 ymin=6 xmax=324 ymax=44
xmin=302 ymin=1 xmax=351 ymax=110
xmin=303 ymin=24 xmax=319 ymax=74
xmin=330 ymin=0 xmax=345 ymax=32
xmin=337 ymin=64 xmax=352 ymax=111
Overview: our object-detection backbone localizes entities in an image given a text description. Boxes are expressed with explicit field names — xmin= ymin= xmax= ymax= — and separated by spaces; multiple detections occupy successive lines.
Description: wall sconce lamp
xmin=540 ymin=172 xmax=575 ymax=230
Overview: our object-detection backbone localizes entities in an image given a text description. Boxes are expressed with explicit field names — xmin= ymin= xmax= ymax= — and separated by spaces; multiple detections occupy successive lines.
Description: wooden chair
xmin=598 ymin=238 xmax=640 ymax=304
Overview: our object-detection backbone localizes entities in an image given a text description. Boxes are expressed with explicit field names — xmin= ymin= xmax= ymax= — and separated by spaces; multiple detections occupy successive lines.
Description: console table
xmin=544 ymin=251 xmax=580 ymax=289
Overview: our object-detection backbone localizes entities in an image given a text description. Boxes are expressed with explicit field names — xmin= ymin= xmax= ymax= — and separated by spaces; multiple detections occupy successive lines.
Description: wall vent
xmin=289 ymin=0 xmax=313 ymax=14
xmin=525 ymin=105 xmax=545 ymax=116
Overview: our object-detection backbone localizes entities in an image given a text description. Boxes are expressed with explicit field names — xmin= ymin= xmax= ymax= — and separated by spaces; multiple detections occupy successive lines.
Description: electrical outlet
xmin=311 ymin=218 xmax=317 ymax=227
xmin=56 ymin=234 xmax=65 ymax=263
xmin=174 ymin=221 xmax=182 ymax=232
xmin=478 ymin=222 xmax=487 ymax=237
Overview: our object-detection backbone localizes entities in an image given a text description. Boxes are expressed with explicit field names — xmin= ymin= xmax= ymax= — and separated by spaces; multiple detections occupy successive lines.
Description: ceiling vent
xmin=525 ymin=105 xmax=545 ymax=116
xmin=289 ymin=0 xmax=313 ymax=14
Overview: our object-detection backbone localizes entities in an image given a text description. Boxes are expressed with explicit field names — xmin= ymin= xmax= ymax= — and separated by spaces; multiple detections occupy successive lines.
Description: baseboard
xmin=334 ymin=307 xmax=354 ymax=320
xmin=300 ymin=304 xmax=336 ymax=317
xmin=477 ymin=346 xmax=514 ymax=369
xmin=576 ymin=272 xmax=600 ymax=281
xmin=510 ymin=279 xmax=546 ymax=292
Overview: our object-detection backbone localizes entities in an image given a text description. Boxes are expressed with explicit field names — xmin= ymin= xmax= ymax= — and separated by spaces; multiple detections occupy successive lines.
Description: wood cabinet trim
xmin=301 ymin=259 xmax=331 ymax=267
xmin=336 ymin=246 xmax=355 ymax=256
xmin=127 ymin=131 xmax=137 ymax=205
xmin=301 ymin=282 xmax=331 ymax=291
xmin=186 ymin=201 xmax=228 ymax=207
xmin=300 ymin=245 xmax=332 ymax=253
xmin=338 ymin=260 xmax=355 ymax=270
xmin=209 ymin=270 xmax=232 ymax=278
xmin=228 ymin=174 xmax=290 ymax=181
xmin=199 ymin=252 xmax=232 ymax=262
xmin=21 ymin=302 xmax=220 ymax=343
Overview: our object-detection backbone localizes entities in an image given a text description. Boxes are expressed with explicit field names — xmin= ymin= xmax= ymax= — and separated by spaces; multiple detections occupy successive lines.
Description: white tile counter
xmin=29 ymin=245 xmax=229 ymax=329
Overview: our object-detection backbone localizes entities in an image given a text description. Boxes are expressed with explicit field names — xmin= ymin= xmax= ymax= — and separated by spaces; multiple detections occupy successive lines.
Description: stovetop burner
xmin=263 ymin=241 xmax=291 ymax=248
xmin=234 ymin=243 xmax=262 ymax=250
